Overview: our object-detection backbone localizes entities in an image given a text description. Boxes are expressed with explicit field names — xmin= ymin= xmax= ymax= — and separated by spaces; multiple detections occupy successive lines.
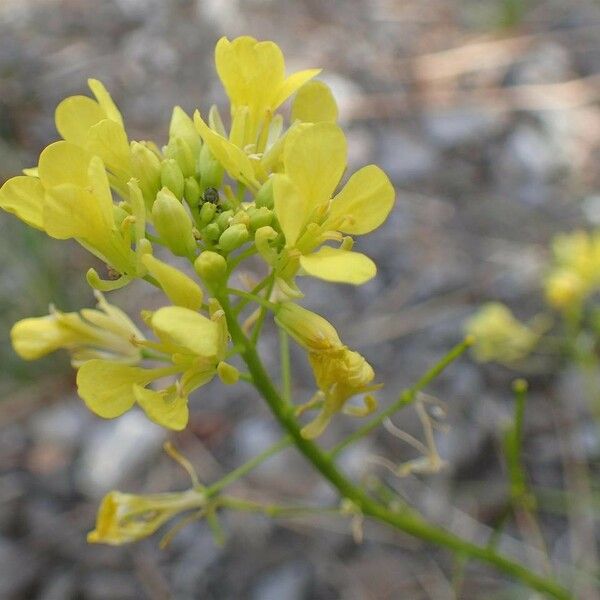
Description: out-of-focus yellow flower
xmin=10 ymin=291 xmax=143 ymax=367
xmin=544 ymin=230 xmax=600 ymax=311
xmin=271 ymin=122 xmax=394 ymax=288
xmin=465 ymin=303 xmax=539 ymax=364
xmin=88 ymin=489 xmax=204 ymax=545
xmin=545 ymin=270 xmax=586 ymax=311
xmin=76 ymin=304 xmax=234 ymax=430
xmin=275 ymin=302 xmax=379 ymax=438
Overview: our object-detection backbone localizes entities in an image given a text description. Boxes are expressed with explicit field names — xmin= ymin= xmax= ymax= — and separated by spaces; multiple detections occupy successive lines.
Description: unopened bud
xmin=194 ymin=251 xmax=227 ymax=283
xmin=198 ymin=144 xmax=223 ymax=189
xmin=161 ymin=159 xmax=185 ymax=200
xmin=152 ymin=188 xmax=196 ymax=257
xmin=165 ymin=137 xmax=196 ymax=178
xmin=131 ymin=141 xmax=161 ymax=207
xmin=275 ymin=302 xmax=342 ymax=352
xmin=231 ymin=211 xmax=250 ymax=227
xmin=249 ymin=206 xmax=273 ymax=232
xmin=254 ymin=178 xmax=274 ymax=209
xmin=199 ymin=202 xmax=217 ymax=225
xmin=217 ymin=361 xmax=239 ymax=385
xmin=216 ymin=210 xmax=234 ymax=232
xmin=219 ymin=223 xmax=249 ymax=252
xmin=112 ymin=204 xmax=130 ymax=227
xmin=201 ymin=223 xmax=221 ymax=242
xmin=184 ymin=177 xmax=202 ymax=207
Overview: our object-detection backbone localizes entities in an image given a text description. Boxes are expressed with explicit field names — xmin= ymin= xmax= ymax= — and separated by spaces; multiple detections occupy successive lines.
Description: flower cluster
xmin=1 ymin=36 xmax=394 ymax=441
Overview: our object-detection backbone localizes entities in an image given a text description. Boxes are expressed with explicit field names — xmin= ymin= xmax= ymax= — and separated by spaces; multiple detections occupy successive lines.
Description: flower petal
xmin=150 ymin=306 xmax=219 ymax=358
xmin=0 ymin=175 xmax=45 ymax=229
xmin=86 ymin=119 xmax=131 ymax=177
xmin=291 ymin=80 xmax=338 ymax=124
xmin=273 ymin=174 xmax=306 ymax=248
xmin=284 ymin=122 xmax=347 ymax=210
xmin=55 ymin=95 xmax=106 ymax=146
xmin=328 ymin=165 xmax=395 ymax=235
xmin=300 ymin=247 xmax=376 ymax=284
xmin=76 ymin=360 xmax=151 ymax=418
xmin=133 ymin=385 xmax=189 ymax=431
xmin=141 ymin=254 xmax=203 ymax=311
xmin=10 ymin=315 xmax=77 ymax=360
xmin=273 ymin=68 xmax=322 ymax=111
xmin=194 ymin=111 xmax=260 ymax=189
xmin=88 ymin=78 xmax=124 ymax=126
xmin=38 ymin=141 xmax=91 ymax=188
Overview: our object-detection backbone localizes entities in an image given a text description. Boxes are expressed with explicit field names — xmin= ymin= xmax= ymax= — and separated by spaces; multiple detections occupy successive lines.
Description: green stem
xmin=279 ymin=329 xmax=292 ymax=403
xmin=330 ymin=337 xmax=473 ymax=459
xmin=226 ymin=288 xmax=277 ymax=311
xmin=218 ymin=296 xmax=569 ymax=599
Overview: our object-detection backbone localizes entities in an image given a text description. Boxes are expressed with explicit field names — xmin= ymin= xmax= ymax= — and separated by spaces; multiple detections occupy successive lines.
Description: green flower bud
xmin=184 ymin=177 xmax=202 ymax=207
xmin=231 ymin=210 xmax=250 ymax=227
xmin=217 ymin=361 xmax=239 ymax=385
xmin=249 ymin=206 xmax=273 ymax=232
xmin=216 ymin=210 xmax=234 ymax=232
xmin=199 ymin=201 xmax=217 ymax=225
xmin=169 ymin=106 xmax=201 ymax=156
xmin=151 ymin=188 xmax=196 ymax=257
xmin=219 ymin=223 xmax=249 ymax=252
xmin=197 ymin=143 xmax=224 ymax=189
xmin=130 ymin=141 xmax=161 ymax=208
xmin=254 ymin=178 xmax=274 ymax=209
xmin=201 ymin=222 xmax=221 ymax=242
xmin=194 ymin=250 xmax=227 ymax=283
xmin=165 ymin=137 xmax=196 ymax=178
xmin=161 ymin=159 xmax=185 ymax=200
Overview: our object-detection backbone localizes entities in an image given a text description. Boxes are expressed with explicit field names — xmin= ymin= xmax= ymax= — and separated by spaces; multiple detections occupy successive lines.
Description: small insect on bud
xmin=194 ymin=251 xmax=227 ymax=284
xmin=218 ymin=223 xmax=249 ymax=253
xmin=203 ymin=187 xmax=220 ymax=204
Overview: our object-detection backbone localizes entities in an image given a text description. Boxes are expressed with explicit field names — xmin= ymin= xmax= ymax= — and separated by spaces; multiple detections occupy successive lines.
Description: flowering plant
xmin=1 ymin=36 xmax=570 ymax=598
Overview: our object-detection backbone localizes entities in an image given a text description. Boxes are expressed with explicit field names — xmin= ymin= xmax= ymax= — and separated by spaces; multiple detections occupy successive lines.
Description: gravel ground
xmin=1 ymin=0 xmax=599 ymax=598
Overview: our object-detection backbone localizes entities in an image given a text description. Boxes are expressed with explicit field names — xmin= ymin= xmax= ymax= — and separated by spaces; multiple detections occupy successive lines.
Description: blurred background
xmin=1 ymin=0 xmax=599 ymax=598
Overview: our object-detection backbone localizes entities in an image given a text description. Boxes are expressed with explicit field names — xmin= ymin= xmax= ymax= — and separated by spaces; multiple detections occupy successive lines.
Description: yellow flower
xmin=303 ymin=347 xmax=379 ymax=439
xmin=193 ymin=37 xmax=330 ymax=189
xmin=545 ymin=269 xmax=586 ymax=311
xmin=275 ymin=302 xmax=379 ymax=438
xmin=76 ymin=304 xmax=232 ymax=430
xmin=55 ymin=79 xmax=132 ymax=189
xmin=10 ymin=292 xmax=143 ymax=367
xmin=88 ymin=489 xmax=204 ymax=545
xmin=544 ymin=230 xmax=600 ymax=311
xmin=215 ymin=36 xmax=320 ymax=145
xmin=272 ymin=122 xmax=395 ymax=287
xmin=0 ymin=148 xmax=149 ymax=288
xmin=465 ymin=303 xmax=539 ymax=364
